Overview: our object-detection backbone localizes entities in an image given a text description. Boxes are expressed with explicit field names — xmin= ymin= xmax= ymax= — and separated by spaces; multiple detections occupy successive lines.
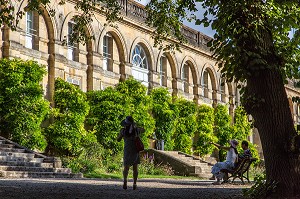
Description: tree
xmin=44 ymin=78 xmax=97 ymax=156
xmin=214 ymin=104 xmax=232 ymax=161
xmin=0 ymin=59 xmax=49 ymax=150
xmin=145 ymin=0 xmax=300 ymax=197
xmin=194 ymin=104 xmax=217 ymax=157
xmin=150 ymin=87 xmax=177 ymax=150
xmin=173 ymin=98 xmax=197 ymax=154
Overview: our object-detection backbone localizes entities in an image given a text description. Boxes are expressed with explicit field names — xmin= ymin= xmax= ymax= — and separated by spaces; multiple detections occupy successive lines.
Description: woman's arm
xmin=210 ymin=142 xmax=230 ymax=151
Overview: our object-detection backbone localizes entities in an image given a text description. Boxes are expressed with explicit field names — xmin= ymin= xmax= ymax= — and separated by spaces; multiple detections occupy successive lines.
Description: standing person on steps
xmin=117 ymin=116 xmax=142 ymax=190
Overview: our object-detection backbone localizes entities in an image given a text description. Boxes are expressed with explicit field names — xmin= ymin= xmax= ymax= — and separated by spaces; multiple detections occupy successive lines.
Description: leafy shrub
xmin=0 ymin=59 xmax=49 ymax=150
xmin=194 ymin=105 xmax=218 ymax=157
xmin=44 ymin=78 xmax=97 ymax=156
xmin=243 ymin=172 xmax=278 ymax=199
xmin=173 ymin=98 xmax=197 ymax=154
xmin=150 ymin=88 xmax=177 ymax=150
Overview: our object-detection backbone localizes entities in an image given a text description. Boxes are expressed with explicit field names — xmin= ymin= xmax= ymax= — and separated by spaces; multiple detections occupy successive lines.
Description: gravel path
xmin=0 ymin=178 xmax=251 ymax=199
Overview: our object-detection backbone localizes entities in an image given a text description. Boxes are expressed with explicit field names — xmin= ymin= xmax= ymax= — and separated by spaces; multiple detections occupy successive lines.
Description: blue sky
xmin=136 ymin=0 xmax=215 ymax=37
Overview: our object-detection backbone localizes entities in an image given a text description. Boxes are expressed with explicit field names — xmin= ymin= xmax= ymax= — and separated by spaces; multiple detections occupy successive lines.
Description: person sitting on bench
xmin=239 ymin=140 xmax=252 ymax=161
xmin=210 ymin=140 xmax=239 ymax=185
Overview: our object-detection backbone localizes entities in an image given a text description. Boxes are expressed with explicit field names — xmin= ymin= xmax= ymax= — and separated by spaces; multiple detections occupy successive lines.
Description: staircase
xmin=147 ymin=149 xmax=213 ymax=179
xmin=0 ymin=136 xmax=82 ymax=178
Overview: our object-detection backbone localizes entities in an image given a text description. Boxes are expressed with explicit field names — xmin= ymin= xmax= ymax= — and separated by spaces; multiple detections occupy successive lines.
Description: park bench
xmin=221 ymin=157 xmax=257 ymax=184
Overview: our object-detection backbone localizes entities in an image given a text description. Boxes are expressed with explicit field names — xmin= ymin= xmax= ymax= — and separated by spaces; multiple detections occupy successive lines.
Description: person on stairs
xmin=117 ymin=116 xmax=141 ymax=190
xmin=209 ymin=140 xmax=239 ymax=185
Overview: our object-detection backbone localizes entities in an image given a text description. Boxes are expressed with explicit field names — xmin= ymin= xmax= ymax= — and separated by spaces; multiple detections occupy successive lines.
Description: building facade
xmin=1 ymin=0 xmax=300 ymax=156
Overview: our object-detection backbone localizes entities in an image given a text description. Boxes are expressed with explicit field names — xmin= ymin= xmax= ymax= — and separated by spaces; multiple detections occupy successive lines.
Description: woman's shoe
xmin=133 ymin=184 xmax=137 ymax=190
xmin=123 ymin=181 xmax=127 ymax=190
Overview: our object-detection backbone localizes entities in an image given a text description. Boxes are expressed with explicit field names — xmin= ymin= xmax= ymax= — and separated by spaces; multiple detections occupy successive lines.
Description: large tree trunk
xmin=245 ymin=68 xmax=300 ymax=197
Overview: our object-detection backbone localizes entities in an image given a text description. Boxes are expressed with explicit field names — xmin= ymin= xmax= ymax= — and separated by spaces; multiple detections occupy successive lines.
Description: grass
xmin=84 ymin=169 xmax=200 ymax=180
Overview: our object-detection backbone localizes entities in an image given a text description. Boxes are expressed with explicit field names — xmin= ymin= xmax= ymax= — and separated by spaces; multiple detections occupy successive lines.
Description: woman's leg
xmin=133 ymin=164 xmax=138 ymax=190
xmin=123 ymin=165 xmax=130 ymax=189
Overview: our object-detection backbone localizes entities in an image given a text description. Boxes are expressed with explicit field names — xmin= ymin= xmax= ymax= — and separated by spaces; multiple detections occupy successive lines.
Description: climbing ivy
xmin=44 ymin=78 xmax=97 ymax=156
xmin=0 ymin=59 xmax=49 ymax=150
xmin=150 ymin=87 xmax=177 ymax=150
xmin=194 ymin=105 xmax=218 ymax=157
xmin=173 ymin=98 xmax=197 ymax=154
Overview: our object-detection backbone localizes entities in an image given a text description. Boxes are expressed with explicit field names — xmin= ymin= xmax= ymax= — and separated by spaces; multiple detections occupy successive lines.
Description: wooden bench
xmin=220 ymin=157 xmax=257 ymax=184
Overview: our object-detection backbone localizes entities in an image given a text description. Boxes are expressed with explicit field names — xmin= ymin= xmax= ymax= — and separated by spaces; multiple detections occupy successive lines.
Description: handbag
xmin=135 ymin=136 xmax=144 ymax=152
xmin=135 ymin=128 xmax=144 ymax=152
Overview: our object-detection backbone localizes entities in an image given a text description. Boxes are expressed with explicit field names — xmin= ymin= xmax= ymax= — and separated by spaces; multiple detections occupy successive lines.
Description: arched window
xmin=201 ymin=70 xmax=209 ymax=97
xmin=25 ymin=11 xmax=38 ymax=50
xmin=181 ymin=64 xmax=189 ymax=93
xmin=131 ymin=44 xmax=149 ymax=85
xmin=220 ymin=78 xmax=226 ymax=102
xmin=67 ymin=22 xmax=79 ymax=62
xmin=159 ymin=56 xmax=167 ymax=86
xmin=103 ymin=33 xmax=113 ymax=71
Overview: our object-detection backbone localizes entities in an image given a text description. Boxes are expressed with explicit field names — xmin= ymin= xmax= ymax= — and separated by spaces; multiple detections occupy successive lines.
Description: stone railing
xmin=117 ymin=0 xmax=212 ymax=52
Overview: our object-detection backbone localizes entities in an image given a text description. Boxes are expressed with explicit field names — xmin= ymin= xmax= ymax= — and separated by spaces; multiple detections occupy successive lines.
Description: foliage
xmin=62 ymin=142 xmax=104 ymax=173
xmin=214 ymin=104 xmax=232 ymax=161
xmin=44 ymin=78 xmax=97 ymax=156
xmin=243 ymin=173 xmax=278 ymax=199
xmin=232 ymin=106 xmax=252 ymax=140
xmin=0 ymin=59 xmax=49 ymax=150
xmin=116 ymin=78 xmax=155 ymax=148
xmin=194 ymin=105 xmax=217 ymax=157
xmin=86 ymin=87 xmax=128 ymax=156
xmin=150 ymin=88 xmax=177 ymax=150
xmin=173 ymin=98 xmax=197 ymax=154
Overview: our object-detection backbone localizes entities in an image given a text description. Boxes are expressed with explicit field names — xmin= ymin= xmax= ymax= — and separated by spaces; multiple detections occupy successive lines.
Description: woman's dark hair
xmin=242 ymin=140 xmax=249 ymax=147
xmin=231 ymin=146 xmax=238 ymax=155
xmin=123 ymin=123 xmax=136 ymax=137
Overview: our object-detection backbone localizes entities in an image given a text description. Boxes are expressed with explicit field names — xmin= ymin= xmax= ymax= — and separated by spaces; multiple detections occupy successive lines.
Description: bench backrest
xmin=233 ymin=157 xmax=257 ymax=175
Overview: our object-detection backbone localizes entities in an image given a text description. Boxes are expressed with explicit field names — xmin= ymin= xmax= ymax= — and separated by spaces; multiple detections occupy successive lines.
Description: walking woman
xmin=210 ymin=139 xmax=239 ymax=185
xmin=117 ymin=116 xmax=141 ymax=190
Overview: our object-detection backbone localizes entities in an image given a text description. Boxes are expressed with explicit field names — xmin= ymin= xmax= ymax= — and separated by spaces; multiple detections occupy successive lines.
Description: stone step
xmin=0 ymin=140 xmax=6 ymax=144
xmin=0 ymin=161 xmax=53 ymax=168
xmin=0 ymin=156 xmax=44 ymax=163
xmin=0 ymin=148 xmax=26 ymax=153
xmin=0 ymin=152 xmax=35 ymax=159
xmin=0 ymin=144 xmax=15 ymax=148
xmin=0 ymin=166 xmax=71 ymax=173
xmin=1 ymin=171 xmax=83 ymax=178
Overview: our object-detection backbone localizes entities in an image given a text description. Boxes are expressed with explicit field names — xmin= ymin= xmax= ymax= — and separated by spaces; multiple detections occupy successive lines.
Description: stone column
xmin=86 ymin=51 xmax=93 ymax=91
xmin=172 ymin=78 xmax=178 ymax=97
xmin=212 ymin=89 xmax=218 ymax=108
xmin=47 ymin=39 xmax=55 ymax=107
xmin=1 ymin=25 xmax=10 ymax=58
xmin=119 ymin=61 xmax=126 ymax=82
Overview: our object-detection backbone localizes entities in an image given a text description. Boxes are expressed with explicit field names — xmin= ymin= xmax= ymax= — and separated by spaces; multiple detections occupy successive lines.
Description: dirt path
xmin=0 ymin=178 xmax=251 ymax=199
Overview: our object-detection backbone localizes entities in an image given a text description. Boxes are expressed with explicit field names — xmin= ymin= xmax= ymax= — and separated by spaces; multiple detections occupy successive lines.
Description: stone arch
xmin=200 ymin=63 xmax=218 ymax=106
xmin=180 ymin=56 xmax=199 ymax=101
xmin=156 ymin=50 xmax=178 ymax=93
xmin=98 ymin=26 xmax=128 ymax=63
xmin=130 ymin=37 xmax=155 ymax=89
xmin=37 ymin=6 xmax=56 ymax=106
xmin=130 ymin=37 xmax=155 ymax=71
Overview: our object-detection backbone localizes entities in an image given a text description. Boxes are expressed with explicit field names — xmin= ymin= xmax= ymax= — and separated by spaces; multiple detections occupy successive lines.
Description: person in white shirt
xmin=210 ymin=140 xmax=239 ymax=185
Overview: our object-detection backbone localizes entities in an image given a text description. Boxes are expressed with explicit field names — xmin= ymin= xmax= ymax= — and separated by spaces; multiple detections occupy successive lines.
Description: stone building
xmin=1 ymin=0 xmax=300 ymax=157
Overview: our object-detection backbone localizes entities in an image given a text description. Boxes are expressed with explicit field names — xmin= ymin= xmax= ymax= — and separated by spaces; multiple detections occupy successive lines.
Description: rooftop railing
xmin=118 ymin=0 xmax=212 ymax=52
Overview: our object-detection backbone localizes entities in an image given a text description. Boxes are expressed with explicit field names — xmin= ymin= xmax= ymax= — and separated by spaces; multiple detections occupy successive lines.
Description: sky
xmin=136 ymin=0 xmax=215 ymax=37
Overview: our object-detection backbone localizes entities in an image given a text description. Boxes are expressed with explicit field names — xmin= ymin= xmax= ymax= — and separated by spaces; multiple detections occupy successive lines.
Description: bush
xmin=0 ymin=59 xmax=49 ymax=150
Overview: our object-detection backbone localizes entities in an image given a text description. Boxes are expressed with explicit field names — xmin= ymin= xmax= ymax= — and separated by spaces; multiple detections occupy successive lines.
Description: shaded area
xmin=0 ymin=178 xmax=250 ymax=199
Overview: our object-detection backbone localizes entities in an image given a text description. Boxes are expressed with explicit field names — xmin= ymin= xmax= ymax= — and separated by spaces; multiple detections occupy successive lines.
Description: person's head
xmin=229 ymin=139 xmax=239 ymax=148
xmin=121 ymin=116 xmax=134 ymax=127
xmin=241 ymin=140 xmax=249 ymax=150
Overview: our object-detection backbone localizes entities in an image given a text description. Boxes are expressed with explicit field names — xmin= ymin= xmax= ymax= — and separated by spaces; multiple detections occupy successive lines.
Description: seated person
xmin=238 ymin=140 xmax=252 ymax=163
xmin=210 ymin=140 xmax=239 ymax=185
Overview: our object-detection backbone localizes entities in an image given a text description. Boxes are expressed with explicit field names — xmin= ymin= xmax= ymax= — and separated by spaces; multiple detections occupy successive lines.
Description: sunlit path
xmin=0 ymin=178 xmax=250 ymax=199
